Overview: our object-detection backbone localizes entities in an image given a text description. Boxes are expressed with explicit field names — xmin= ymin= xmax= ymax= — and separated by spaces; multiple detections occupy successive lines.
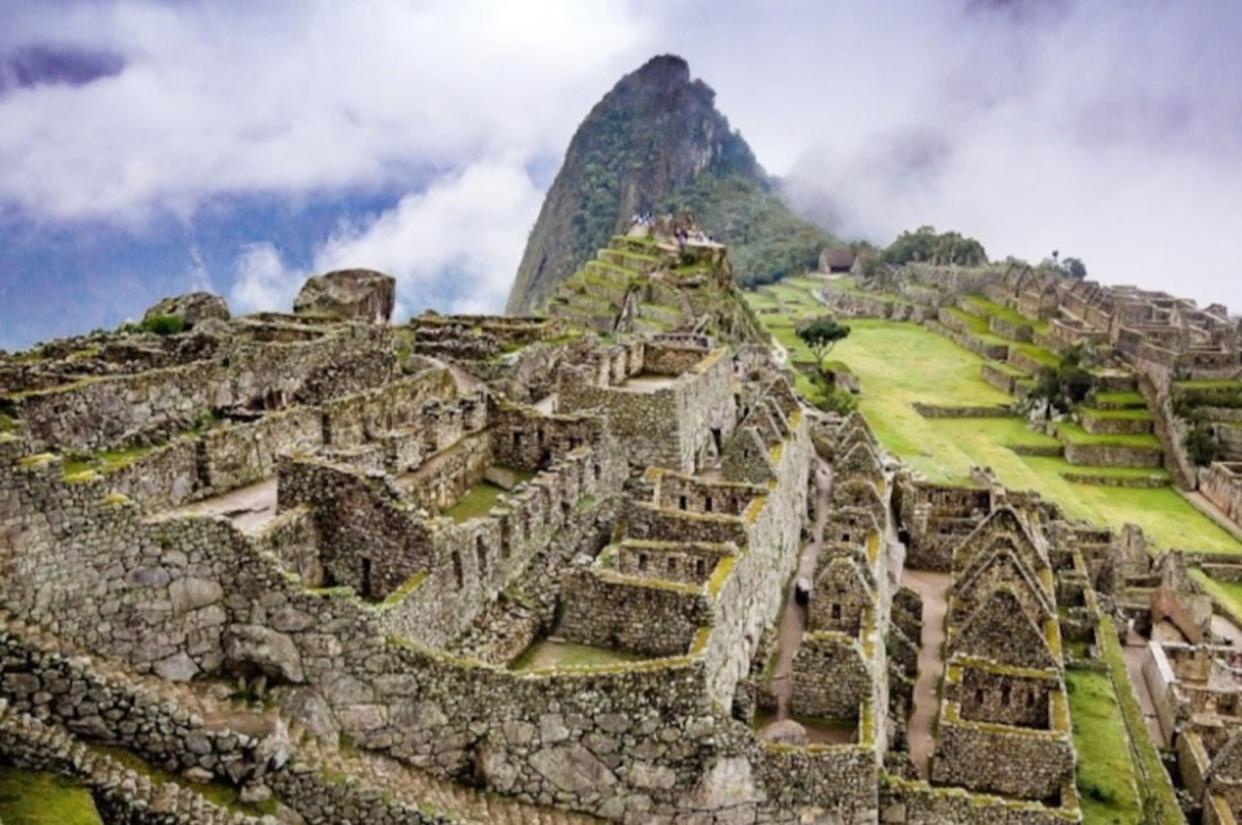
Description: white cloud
xmin=3 ymin=0 xmax=1242 ymax=322
xmin=0 ymin=0 xmax=648 ymax=222
xmin=312 ymin=157 xmax=545 ymax=318
xmin=228 ymin=242 xmax=304 ymax=314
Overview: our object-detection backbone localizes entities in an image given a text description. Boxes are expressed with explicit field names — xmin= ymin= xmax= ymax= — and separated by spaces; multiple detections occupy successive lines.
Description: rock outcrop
xmin=293 ymin=269 xmax=395 ymax=323
xmin=143 ymin=291 xmax=231 ymax=329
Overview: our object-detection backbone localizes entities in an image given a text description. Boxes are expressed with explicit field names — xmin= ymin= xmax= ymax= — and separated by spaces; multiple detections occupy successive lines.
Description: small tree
xmin=1185 ymin=424 xmax=1221 ymax=466
xmin=1031 ymin=346 xmax=1093 ymax=415
xmin=797 ymin=316 xmax=851 ymax=362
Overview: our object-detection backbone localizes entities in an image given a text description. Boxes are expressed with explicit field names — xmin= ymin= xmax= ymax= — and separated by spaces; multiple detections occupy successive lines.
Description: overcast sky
xmin=1 ymin=0 xmax=1239 ymax=348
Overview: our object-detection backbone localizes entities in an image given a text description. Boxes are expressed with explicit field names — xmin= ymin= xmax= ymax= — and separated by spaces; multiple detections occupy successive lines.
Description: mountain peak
xmin=506 ymin=55 xmax=825 ymax=314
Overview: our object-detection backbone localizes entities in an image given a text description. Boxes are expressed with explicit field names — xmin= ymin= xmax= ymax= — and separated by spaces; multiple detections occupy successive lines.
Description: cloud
xmin=3 ymin=0 xmax=1242 ymax=339
xmin=694 ymin=0 xmax=1242 ymax=309
xmin=228 ymin=242 xmax=304 ymax=314
xmin=0 ymin=0 xmax=648 ymax=223
xmin=312 ymin=157 xmax=545 ymax=318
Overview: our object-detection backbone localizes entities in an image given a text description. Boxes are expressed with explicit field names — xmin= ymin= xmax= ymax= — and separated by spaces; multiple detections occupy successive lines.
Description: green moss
xmin=706 ymin=555 xmax=736 ymax=598
xmin=0 ymin=768 xmax=102 ymax=824
xmin=1080 ymin=407 xmax=1152 ymax=421
xmin=1096 ymin=615 xmax=1183 ymax=824
xmin=377 ymin=572 xmax=428 ymax=609
xmin=961 ymin=294 xmax=1050 ymax=333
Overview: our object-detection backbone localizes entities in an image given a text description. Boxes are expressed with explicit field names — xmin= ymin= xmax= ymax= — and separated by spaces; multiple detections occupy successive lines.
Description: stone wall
xmin=0 ymin=702 xmax=270 ymax=825
xmin=881 ymin=778 xmax=1081 ymax=825
xmin=12 ymin=331 xmax=395 ymax=453
xmin=1062 ymin=442 xmax=1163 ymax=468
xmin=790 ymin=632 xmax=870 ymax=720
xmin=558 ymin=567 xmax=711 ymax=656
xmin=931 ymin=703 xmax=1073 ymax=801
xmin=558 ymin=346 xmax=735 ymax=473
xmin=1202 ymin=463 xmax=1242 ymax=527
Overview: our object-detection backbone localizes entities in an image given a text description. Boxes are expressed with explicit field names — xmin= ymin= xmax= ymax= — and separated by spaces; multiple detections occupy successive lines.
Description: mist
xmin=656 ymin=0 xmax=1242 ymax=309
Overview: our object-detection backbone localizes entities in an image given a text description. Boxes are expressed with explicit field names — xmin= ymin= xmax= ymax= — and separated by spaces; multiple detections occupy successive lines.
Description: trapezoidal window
xmin=452 ymin=552 xmax=464 ymax=589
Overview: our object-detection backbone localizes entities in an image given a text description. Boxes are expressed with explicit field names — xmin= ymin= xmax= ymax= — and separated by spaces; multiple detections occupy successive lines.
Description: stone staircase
xmin=0 ymin=611 xmax=604 ymax=825
xmin=449 ymin=594 xmax=542 ymax=665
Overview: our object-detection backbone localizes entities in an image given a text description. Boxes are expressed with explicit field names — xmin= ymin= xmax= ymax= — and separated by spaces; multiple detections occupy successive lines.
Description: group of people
xmin=630 ymin=210 xmax=714 ymax=251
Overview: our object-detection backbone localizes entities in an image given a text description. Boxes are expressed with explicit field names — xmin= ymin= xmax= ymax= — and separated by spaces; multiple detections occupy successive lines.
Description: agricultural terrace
xmin=744 ymin=277 xmax=1242 ymax=553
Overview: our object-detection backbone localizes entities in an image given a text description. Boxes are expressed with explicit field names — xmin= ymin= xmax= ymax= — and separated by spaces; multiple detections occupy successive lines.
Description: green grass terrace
xmin=776 ymin=312 xmax=1240 ymax=553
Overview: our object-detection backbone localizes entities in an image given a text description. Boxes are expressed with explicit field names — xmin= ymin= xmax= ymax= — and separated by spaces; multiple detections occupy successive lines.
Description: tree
xmin=1061 ymin=257 xmax=1087 ymax=280
xmin=881 ymin=226 xmax=988 ymax=267
xmin=797 ymin=317 xmax=851 ymax=361
xmin=1030 ymin=345 xmax=1093 ymax=416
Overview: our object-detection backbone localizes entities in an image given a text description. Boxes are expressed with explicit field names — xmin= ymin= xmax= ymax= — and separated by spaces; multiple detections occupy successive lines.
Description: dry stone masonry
xmin=5 ymin=222 xmax=1238 ymax=824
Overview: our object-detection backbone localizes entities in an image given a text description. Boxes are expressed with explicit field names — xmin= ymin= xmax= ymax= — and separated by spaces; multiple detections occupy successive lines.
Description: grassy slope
xmin=1065 ymin=670 xmax=1143 ymax=825
xmin=826 ymin=320 xmax=1239 ymax=551
xmin=1190 ymin=569 xmax=1242 ymax=625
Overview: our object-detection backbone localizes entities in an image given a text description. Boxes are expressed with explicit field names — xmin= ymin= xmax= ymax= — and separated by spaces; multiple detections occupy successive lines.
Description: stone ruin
xmin=4 ymin=234 xmax=1242 ymax=824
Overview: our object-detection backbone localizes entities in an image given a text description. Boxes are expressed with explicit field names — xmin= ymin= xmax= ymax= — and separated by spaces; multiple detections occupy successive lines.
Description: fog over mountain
xmin=1 ymin=1 xmax=1239 ymax=350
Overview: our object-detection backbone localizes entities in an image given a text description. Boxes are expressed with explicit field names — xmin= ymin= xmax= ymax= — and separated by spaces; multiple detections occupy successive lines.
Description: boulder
xmin=760 ymin=718 xmax=808 ymax=746
xmin=293 ymin=269 xmax=396 ymax=323
xmin=143 ymin=292 xmax=231 ymax=329
xmin=224 ymin=625 xmax=305 ymax=684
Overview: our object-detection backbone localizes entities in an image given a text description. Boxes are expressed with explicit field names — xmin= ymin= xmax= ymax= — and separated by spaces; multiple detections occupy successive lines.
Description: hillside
xmin=506 ymin=54 xmax=829 ymax=314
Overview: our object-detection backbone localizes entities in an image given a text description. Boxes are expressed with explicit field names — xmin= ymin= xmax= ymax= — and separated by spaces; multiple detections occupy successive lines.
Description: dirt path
xmin=766 ymin=460 xmax=833 ymax=721
xmin=1124 ymin=625 xmax=1170 ymax=747
xmin=903 ymin=569 xmax=952 ymax=779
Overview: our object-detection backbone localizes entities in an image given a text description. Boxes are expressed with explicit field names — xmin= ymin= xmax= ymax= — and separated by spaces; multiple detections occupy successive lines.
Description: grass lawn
xmin=1065 ymin=670 xmax=1143 ymax=825
xmin=508 ymin=639 xmax=649 ymax=671
xmin=1190 ymin=569 xmax=1242 ymax=625
xmin=961 ymin=294 xmax=1051 ymax=332
xmin=825 ymin=321 xmax=1241 ymax=552
xmin=1095 ymin=391 xmax=1146 ymax=409
xmin=0 ymin=769 xmax=102 ymax=825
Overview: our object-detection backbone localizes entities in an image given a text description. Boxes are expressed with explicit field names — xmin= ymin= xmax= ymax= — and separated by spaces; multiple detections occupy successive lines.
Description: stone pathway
xmin=165 ymin=478 xmax=278 ymax=533
xmin=765 ymin=460 xmax=832 ymax=723
xmin=902 ymin=569 xmax=951 ymax=780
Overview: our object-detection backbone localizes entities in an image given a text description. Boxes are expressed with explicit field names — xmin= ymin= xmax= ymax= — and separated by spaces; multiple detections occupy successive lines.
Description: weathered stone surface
xmin=143 ymin=291 xmax=231 ymax=328
xmin=223 ymin=625 xmax=305 ymax=683
xmin=530 ymin=744 xmax=618 ymax=793
xmin=293 ymin=269 xmax=395 ymax=323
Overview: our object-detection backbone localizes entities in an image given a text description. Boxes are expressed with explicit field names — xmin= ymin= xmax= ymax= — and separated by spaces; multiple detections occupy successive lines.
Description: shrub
xmin=138 ymin=314 xmax=185 ymax=336
xmin=820 ymin=388 xmax=858 ymax=416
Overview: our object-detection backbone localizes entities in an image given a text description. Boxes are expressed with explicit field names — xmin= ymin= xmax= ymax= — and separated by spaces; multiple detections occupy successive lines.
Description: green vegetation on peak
xmin=878 ymin=225 xmax=987 ymax=268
